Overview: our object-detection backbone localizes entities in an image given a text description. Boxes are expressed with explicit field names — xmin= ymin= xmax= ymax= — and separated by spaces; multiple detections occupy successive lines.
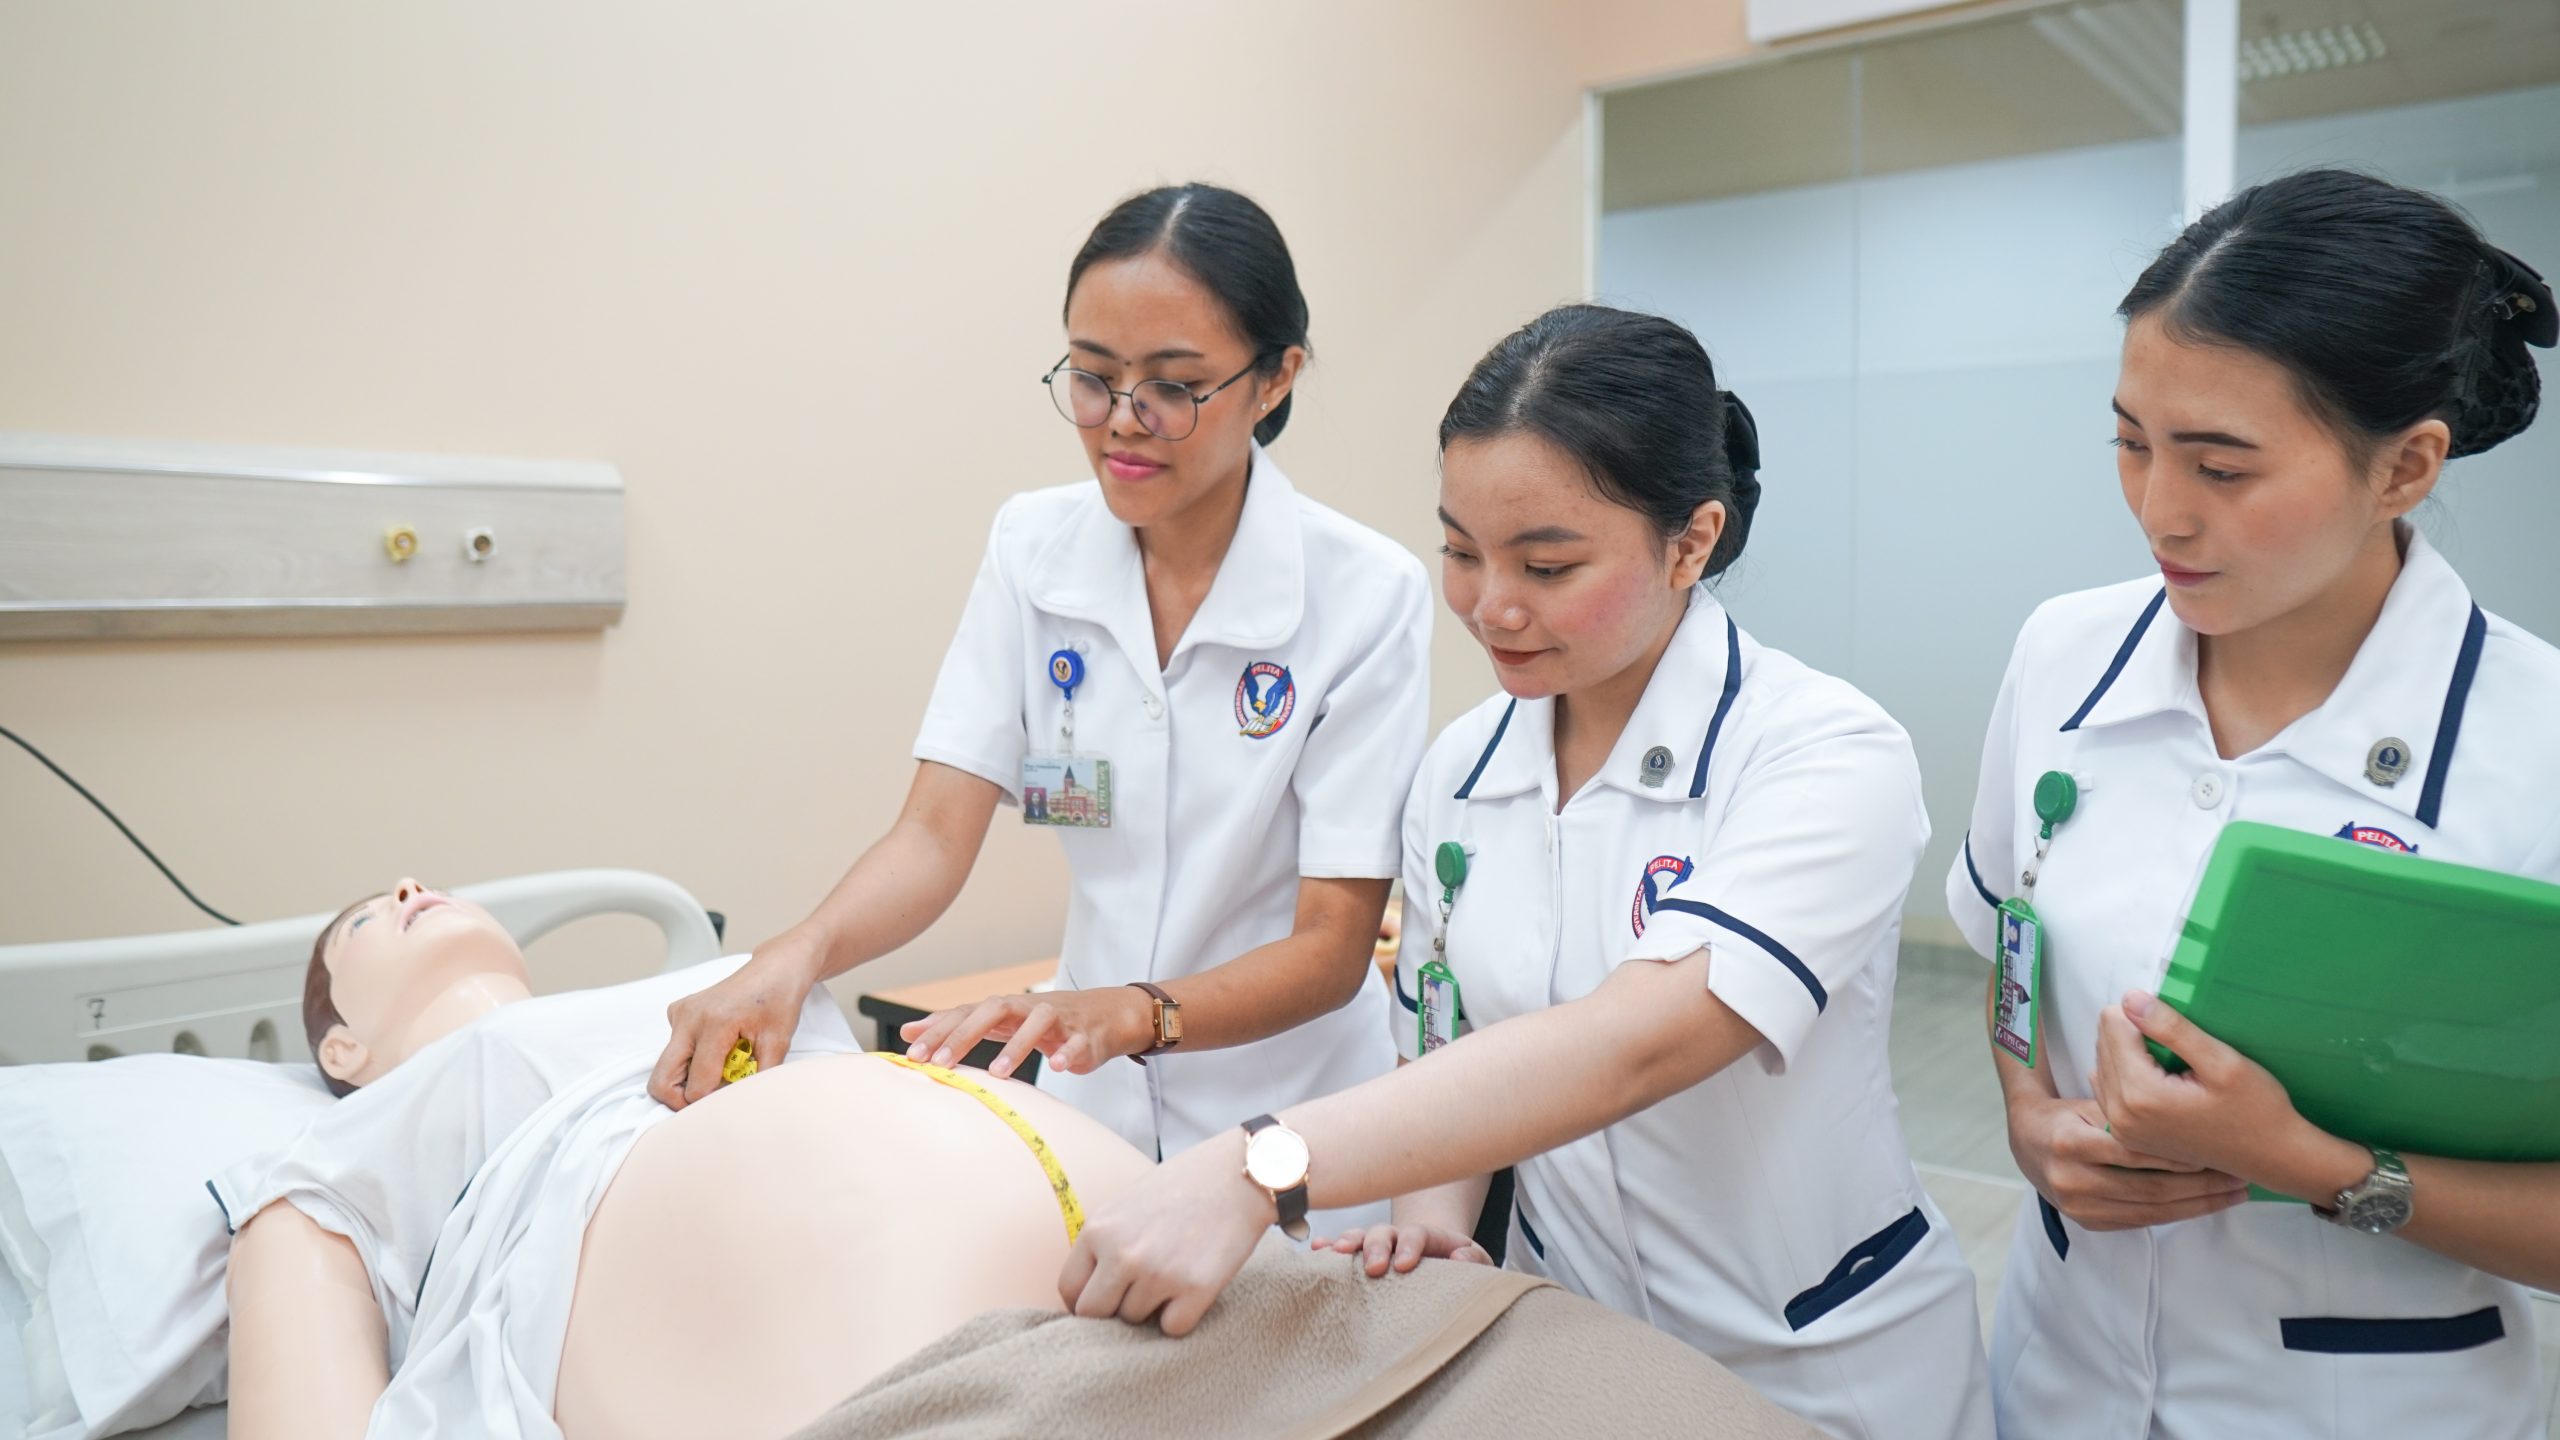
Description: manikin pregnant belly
xmin=553 ymin=1053 xmax=1155 ymax=1440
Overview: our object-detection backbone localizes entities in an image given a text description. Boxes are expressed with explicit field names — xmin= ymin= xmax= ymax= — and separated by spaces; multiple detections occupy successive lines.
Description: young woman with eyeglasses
xmin=650 ymin=185 xmax=1425 ymax=1225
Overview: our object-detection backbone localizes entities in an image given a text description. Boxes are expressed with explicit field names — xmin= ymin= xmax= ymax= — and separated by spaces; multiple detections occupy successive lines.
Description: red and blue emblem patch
xmin=1235 ymin=661 xmax=1296 ymax=740
xmin=2335 ymin=822 xmax=2419 ymax=854
xmin=1631 ymin=854 xmax=1693 ymax=938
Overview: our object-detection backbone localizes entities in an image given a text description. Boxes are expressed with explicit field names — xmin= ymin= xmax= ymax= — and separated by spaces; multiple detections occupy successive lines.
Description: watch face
xmin=1245 ymin=1126 xmax=1311 ymax=1190
xmin=2349 ymin=1187 xmax=2413 ymax=1234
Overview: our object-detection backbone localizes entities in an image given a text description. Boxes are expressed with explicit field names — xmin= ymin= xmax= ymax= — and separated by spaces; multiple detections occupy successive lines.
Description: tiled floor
xmin=1887 ymin=954 xmax=2559 ymax=1435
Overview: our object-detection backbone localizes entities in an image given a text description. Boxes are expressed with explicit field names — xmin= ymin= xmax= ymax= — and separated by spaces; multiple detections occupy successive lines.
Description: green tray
xmin=2151 ymin=821 xmax=2560 ymax=1166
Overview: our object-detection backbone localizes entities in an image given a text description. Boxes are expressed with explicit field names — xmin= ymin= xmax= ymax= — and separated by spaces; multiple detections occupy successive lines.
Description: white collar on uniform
xmin=1452 ymin=587 xmax=1745 ymax=806
xmin=1020 ymin=442 xmax=1306 ymax=672
xmin=2060 ymin=524 xmax=2488 ymax=828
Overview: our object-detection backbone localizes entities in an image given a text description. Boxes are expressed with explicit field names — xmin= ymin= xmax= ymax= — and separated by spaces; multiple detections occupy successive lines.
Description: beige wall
xmin=0 ymin=2 xmax=1761 ymax=1008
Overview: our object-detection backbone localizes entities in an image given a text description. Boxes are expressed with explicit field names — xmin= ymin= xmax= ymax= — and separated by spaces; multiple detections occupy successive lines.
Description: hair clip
xmin=2486 ymin=247 xmax=2557 ymax=348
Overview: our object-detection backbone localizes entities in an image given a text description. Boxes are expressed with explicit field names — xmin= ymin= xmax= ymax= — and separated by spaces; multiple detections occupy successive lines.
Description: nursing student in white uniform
xmin=1949 ymin=170 xmax=2560 ymax=1439
xmin=1062 ymin=305 xmax=1992 ymax=1440
xmin=652 ymin=185 xmax=1424 ymax=1221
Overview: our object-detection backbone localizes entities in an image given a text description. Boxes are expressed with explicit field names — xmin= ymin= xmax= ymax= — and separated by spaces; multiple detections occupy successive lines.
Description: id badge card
xmin=1020 ymin=754 xmax=1113 ymax=828
xmin=1417 ymin=956 xmax=1463 ymax=1053
xmin=1992 ymin=897 xmax=2042 ymax=1067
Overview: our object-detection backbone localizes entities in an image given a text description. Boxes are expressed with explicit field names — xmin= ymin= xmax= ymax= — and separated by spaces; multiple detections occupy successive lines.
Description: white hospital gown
xmin=207 ymin=957 xmax=859 ymax=1436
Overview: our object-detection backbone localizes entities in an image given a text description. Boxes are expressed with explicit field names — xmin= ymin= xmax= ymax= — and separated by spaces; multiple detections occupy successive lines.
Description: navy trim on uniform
xmin=1689 ymin=615 xmax=1743 ymax=799
xmin=1517 ymin=1208 xmax=1546 ymax=1260
xmin=2039 ymin=1195 xmax=2069 ymax=1260
xmin=2415 ymin=604 xmax=2487 ymax=830
xmin=1650 ymin=898 xmax=1826 ymax=1011
xmin=1962 ymin=833 xmax=2001 ymax=911
xmin=1454 ymin=699 xmax=1517 ymax=800
xmin=2281 ymin=1307 xmax=2505 ymax=1355
xmin=2060 ymin=588 xmax=2168 ymax=732
xmin=1785 ymin=1207 xmax=1929 ymax=1332
xmin=207 ymin=1180 xmax=235 ymax=1236
xmin=1394 ymin=968 xmax=1418 ymax=1014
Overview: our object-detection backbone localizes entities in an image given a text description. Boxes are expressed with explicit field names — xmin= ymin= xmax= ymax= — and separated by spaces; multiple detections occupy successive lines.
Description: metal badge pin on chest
xmin=1639 ymin=746 xmax=1674 ymax=789
xmin=2366 ymin=738 xmax=2411 ymax=788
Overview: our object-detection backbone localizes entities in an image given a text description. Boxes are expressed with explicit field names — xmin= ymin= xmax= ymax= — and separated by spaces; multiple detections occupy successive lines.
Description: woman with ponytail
xmin=1948 ymin=169 xmax=2560 ymax=1438
xmin=1066 ymin=303 xmax=1993 ymax=1440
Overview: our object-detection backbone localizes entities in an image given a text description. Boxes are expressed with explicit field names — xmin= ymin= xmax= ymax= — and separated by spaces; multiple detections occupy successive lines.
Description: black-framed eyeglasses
xmin=1040 ymin=352 xmax=1272 ymax=442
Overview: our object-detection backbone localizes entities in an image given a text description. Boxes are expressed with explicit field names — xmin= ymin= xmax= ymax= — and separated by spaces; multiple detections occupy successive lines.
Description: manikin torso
xmin=554 ymin=1051 xmax=1152 ymax=1439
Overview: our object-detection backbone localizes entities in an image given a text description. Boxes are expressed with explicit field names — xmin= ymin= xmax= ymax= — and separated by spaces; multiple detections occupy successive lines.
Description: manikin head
xmin=302 ymin=878 xmax=533 ymax=1096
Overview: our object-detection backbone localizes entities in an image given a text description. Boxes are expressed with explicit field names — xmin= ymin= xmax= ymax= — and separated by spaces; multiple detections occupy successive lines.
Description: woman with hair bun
xmin=1068 ymin=303 xmax=1993 ymax=1440
xmin=1949 ymin=168 xmax=2560 ymax=1437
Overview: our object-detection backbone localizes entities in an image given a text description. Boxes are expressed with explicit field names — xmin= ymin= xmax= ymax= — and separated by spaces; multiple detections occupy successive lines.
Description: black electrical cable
xmin=1 ymin=721 xmax=240 ymax=926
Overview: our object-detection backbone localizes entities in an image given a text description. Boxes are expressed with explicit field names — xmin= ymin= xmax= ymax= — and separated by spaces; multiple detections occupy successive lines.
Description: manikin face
xmin=311 ymin=877 xmax=531 ymax=1088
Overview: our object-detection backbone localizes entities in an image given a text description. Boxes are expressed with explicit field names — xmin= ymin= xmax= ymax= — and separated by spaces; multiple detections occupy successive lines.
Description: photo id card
xmin=1020 ymin=754 xmax=1112 ymax=828
xmin=1993 ymin=897 xmax=2042 ymax=1067
xmin=1417 ymin=956 xmax=1463 ymax=1053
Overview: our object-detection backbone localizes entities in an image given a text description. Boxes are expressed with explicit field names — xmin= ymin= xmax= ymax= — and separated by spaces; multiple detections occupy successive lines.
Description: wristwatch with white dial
xmin=1240 ymin=1114 xmax=1312 ymax=1241
xmin=2316 ymin=1147 xmax=2414 ymax=1234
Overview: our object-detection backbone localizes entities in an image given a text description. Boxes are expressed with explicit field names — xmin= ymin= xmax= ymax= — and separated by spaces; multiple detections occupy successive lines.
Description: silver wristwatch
xmin=2317 ymin=1148 xmax=2413 ymax=1234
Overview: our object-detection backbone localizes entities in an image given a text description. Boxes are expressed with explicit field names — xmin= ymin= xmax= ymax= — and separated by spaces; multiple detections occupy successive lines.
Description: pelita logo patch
xmin=1631 ymin=854 xmax=1693 ymax=937
xmin=1236 ymin=661 xmax=1296 ymax=739
xmin=2335 ymin=822 xmax=2419 ymax=854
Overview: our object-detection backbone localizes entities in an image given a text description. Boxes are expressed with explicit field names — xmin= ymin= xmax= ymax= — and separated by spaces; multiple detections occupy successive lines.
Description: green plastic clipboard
xmin=2150 ymin=821 xmax=2560 ymax=1169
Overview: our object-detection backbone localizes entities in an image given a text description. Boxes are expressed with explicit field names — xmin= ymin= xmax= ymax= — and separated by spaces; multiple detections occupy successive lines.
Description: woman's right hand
xmin=1321 ymin=1222 xmax=1491 ymax=1277
xmin=649 ymin=932 xmax=828 ymax=1110
xmin=2005 ymin=1089 xmax=2250 ymax=1231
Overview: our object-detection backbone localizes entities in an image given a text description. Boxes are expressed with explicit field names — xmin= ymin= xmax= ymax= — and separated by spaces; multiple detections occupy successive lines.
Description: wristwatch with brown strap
xmin=1127 ymin=981 xmax=1182 ymax=1063
xmin=1241 ymin=1113 xmax=1313 ymax=1241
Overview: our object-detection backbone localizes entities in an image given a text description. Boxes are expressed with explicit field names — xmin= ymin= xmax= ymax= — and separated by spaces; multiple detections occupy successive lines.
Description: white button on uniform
xmin=2190 ymin=772 xmax=2224 ymax=808
xmin=1143 ymin=693 xmax=1164 ymax=720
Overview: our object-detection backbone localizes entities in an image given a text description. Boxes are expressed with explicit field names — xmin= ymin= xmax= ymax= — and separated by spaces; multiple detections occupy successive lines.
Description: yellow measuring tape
xmin=717 ymin=1040 xmax=1084 ymax=1244
xmin=877 ymin=1052 xmax=1085 ymax=1244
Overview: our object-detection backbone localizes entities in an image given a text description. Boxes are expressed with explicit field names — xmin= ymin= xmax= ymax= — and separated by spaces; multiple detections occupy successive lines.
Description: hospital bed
xmin=0 ymin=870 xmax=725 ymax=1440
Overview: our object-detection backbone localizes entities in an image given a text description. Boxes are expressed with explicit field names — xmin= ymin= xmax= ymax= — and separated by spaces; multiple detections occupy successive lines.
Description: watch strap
xmin=1128 ymin=981 xmax=1179 ymax=1061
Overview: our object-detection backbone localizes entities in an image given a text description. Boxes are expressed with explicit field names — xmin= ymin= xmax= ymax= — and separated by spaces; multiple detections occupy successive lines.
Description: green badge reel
xmin=1417 ymin=841 xmax=1468 ymax=1053
xmin=1992 ymin=771 xmax=2077 ymax=1069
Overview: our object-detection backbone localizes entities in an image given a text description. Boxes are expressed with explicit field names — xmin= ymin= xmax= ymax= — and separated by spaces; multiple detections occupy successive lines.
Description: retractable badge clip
xmin=1048 ymin=648 xmax=1084 ymax=748
xmin=1417 ymin=842 xmax=1469 ymax=1053
xmin=1992 ymin=771 xmax=2078 ymax=1069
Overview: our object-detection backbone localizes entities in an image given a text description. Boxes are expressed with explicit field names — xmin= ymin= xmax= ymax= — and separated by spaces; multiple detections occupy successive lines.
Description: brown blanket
xmin=785 ymin=1236 xmax=1820 ymax=1440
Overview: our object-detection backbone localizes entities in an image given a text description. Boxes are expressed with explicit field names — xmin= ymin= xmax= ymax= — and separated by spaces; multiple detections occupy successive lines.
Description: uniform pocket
xmin=1784 ymin=1206 xmax=1928 ymax=1332
xmin=2280 ymin=1307 xmax=2506 ymax=1355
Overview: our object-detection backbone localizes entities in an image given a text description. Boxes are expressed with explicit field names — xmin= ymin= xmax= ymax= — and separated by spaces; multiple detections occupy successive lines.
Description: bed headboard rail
xmin=0 ymin=869 xmax=720 ymax=1066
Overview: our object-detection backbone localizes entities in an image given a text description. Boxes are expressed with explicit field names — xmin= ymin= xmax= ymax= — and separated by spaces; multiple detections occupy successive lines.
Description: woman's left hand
xmin=1059 ymin=1130 xmax=1272 ymax=1336
xmin=898 ymin=986 xmax=1149 ymax=1079
xmin=2091 ymin=989 xmax=2307 ymax=1186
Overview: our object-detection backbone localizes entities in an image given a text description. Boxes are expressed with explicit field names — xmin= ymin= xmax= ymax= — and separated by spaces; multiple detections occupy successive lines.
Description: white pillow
xmin=1 ymin=1153 xmax=81 ymax=1440
xmin=0 ymin=1056 xmax=335 ymax=1440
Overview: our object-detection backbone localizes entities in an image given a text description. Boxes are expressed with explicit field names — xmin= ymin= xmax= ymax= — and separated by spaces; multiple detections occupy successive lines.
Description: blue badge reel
xmin=1024 ymin=648 xmax=1111 ymax=829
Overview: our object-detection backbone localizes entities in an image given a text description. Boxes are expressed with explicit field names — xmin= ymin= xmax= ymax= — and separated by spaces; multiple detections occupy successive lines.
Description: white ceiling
xmin=1603 ymin=0 xmax=2560 ymax=211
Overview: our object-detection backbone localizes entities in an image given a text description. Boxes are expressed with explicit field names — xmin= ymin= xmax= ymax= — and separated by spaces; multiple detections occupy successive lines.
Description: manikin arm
xmin=226 ymin=1202 xmax=388 ymax=1440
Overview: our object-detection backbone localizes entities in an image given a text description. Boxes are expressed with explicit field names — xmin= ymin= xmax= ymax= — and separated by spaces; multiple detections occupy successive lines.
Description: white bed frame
xmin=0 ymin=870 xmax=722 ymax=1067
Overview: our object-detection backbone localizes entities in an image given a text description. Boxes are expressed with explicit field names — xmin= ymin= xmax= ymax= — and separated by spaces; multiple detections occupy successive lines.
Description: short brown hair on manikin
xmin=303 ymin=895 xmax=383 ymax=1099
